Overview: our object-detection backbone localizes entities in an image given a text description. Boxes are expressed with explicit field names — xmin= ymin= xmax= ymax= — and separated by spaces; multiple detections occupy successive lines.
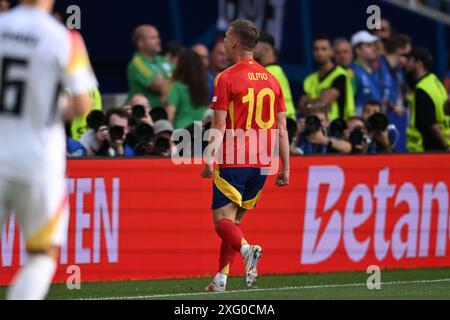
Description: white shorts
xmin=0 ymin=176 xmax=69 ymax=252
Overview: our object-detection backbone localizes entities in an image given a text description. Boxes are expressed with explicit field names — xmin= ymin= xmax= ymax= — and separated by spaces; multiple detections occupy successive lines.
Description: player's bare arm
xmin=201 ymin=109 xmax=227 ymax=179
xmin=275 ymin=111 xmax=290 ymax=187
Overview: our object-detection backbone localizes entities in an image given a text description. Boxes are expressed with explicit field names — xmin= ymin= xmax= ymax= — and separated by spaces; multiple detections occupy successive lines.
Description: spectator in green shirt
xmin=253 ymin=32 xmax=297 ymax=121
xmin=166 ymin=50 xmax=210 ymax=130
xmin=127 ymin=25 xmax=174 ymax=108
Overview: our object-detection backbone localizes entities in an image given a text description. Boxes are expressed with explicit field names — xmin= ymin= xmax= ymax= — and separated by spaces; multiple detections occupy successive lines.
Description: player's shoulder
xmin=213 ymin=68 xmax=232 ymax=87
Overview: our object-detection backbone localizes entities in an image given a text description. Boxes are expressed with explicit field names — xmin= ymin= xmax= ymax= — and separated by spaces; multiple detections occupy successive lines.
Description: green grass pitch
xmin=1 ymin=267 xmax=450 ymax=300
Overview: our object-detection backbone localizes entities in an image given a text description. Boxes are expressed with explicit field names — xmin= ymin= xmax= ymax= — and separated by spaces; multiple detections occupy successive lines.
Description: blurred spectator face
xmin=355 ymin=42 xmax=377 ymax=62
xmin=363 ymin=102 xmax=382 ymax=121
xmin=405 ymin=57 xmax=420 ymax=77
xmin=375 ymin=19 xmax=392 ymax=40
xmin=313 ymin=39 xmax=333 ymax=65
xmin=135 ymin=25 xmax=161 ymax=56
xmin=309 ymin=110 xmax=329 ymax=129
xmin=123 ymin=105 xmax=132 ymax=115
xmin=129 ymin=94 xmax=152 ymax=125
xmin=163 ymin=41 xmax=184 ymax=66
xmin=374 ymin=40 xmax=385 ymax=57
xmin=109 ymin=114 xmax=129 ymax=141
xmin=129 ymin=94 xmax=151 ymax=111
xmin=192 ymin=44 xmax=210 ymax=68
xmin=398 ymin=43 xmax=412 ymax=69
xmin=253 ymin=41 xmax=271 ymax=64
xmin=334 ymin=40 xmax=353 ymax=68
xmin=0 ymin=0 xmax=10 ymax=12
xmin=347 ymin=118 xmax=365 ymax=133
xmin=211 ymin=40 xmax=227 ymax=72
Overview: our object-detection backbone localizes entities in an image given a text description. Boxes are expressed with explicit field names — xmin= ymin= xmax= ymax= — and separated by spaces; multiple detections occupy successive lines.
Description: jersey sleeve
xmin=210 ymin=72 xmax=230 ymax=111
xmin=64 ymin=31 xmax=98 ymax=96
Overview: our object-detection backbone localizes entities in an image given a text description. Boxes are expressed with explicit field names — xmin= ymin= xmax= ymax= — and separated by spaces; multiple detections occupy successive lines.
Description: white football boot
xmin=243 ymin=245 xmax=263 ymax=287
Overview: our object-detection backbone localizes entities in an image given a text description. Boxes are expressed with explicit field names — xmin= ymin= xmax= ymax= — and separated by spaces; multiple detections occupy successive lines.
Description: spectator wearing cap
xmin=166 ymin=50 xmax=209 ymax=130
xmin=127 ymin=25 xmax=173 ymax=109
xmin=253 ymin=32 xmax=296 ymax=121
xmin=300 ymin=35 xmax=355 ymax=121
xmin=377 ymin=34 xmax=412 ymax=152
xmin=152 ymin=120 xmax=175 ymax=157
xmin=405 ymin=47 xmax=450 ymax=152
xmin=0 ymin=0 xmax=10 ymax=12
xmin=350 ymin=30 xmax=382 ymax=116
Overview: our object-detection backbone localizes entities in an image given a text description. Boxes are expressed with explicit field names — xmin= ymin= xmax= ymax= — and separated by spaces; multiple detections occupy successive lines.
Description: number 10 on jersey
xmin=242 ymin=87 xmax=275 ymax=129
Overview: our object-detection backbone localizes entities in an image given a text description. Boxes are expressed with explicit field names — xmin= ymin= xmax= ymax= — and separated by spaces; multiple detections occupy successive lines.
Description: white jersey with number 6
xmin=0 ymin=5 xmax=97 ymax=182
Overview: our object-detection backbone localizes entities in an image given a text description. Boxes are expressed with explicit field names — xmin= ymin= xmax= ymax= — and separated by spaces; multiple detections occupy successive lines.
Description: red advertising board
xmin=0 ymin=154 xmax=449 ymax=285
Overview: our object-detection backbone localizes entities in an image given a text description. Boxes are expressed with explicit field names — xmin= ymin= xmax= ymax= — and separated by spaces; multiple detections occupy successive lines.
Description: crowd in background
xmin=57 ymin=18 xmax=450 ymax=157
xmin=2 ymin=2 xmax=450 ymax=157
xmin=79 ymin=16 xmax=450 ymax=157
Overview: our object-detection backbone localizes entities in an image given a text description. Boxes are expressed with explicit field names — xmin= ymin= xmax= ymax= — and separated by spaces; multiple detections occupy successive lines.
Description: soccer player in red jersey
xmin=201 ymin=19 xmax=290 ymax=292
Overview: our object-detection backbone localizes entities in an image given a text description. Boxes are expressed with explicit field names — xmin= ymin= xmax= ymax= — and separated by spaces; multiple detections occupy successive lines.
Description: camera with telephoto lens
xmin=349 ymin=126 xmax=365 ymax=147
xmin=154 ymin=137 xmax=171 ymax=154
xmin=108 ymin=125 xmax=125 ymax=141
xmin=132 ymin=104 xmax=146 ymax=120
xmin=86 ymin=110 xmax=106 ymax=131
xmin=366 ymin=113 xmax=389 ymax=133
xmin=126 ymin=123 xmax=154 ymax=155
xmin=303 ymin=115 xmax=323 ymax=137
xmin=328 ymin=118 xmax=347 ymax=139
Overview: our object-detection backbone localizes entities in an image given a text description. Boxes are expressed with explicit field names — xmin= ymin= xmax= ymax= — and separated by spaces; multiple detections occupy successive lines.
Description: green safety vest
xmin=303 ymin=66 xmax=355 ymax=121
xmin=407 ymin=73 xmax=450 ymax=152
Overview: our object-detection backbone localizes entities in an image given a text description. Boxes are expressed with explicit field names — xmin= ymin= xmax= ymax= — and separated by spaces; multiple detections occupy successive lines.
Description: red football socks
xmin=216 ymin=219 xmax=246 ymax=253
xmin=218 ymin=223 xmax=242 ymax=275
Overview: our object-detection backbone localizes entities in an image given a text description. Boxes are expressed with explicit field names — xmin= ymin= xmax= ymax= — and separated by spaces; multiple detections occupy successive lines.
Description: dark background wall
xmin=17 ymin=0 xmax=449 ymax=97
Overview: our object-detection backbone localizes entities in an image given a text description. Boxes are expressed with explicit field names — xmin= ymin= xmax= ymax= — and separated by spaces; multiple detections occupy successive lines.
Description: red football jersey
xmin=211 ymin=59 xmax=286 ymax=168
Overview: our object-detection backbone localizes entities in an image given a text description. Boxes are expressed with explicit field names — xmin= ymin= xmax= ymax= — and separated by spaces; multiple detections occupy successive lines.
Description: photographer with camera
xmin=292 ymin=108 xmax=352 ymax=155
xmin=362 ymin=100 xmax=399 ymax=153
xmin=81 ymin=108 xmax=135 ymax=157
xmin=125 ymin=104 xmax=155 ymax=156
xmin=346 ymin=116 xmax=369 ymax=154
xmin=151 ymin=120 xmax=175 ymax=157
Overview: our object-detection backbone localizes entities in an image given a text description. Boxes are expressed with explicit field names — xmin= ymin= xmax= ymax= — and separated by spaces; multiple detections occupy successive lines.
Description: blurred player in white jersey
xmin=0 ymin=0 xmax=97 ymax=300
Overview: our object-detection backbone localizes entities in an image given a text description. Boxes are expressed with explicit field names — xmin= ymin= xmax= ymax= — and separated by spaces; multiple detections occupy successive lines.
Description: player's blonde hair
xmin=230 ymin=19 xmax=259 ymax=51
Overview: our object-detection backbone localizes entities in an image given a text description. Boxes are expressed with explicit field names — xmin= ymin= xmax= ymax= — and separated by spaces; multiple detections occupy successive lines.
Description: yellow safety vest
xmin=303 ymin=66 xmax=355 ymax=121
xmin=71 ymin=87 xmax=102 ymax=140
xmin=407 ymin=73 xmax=450 ymax=152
